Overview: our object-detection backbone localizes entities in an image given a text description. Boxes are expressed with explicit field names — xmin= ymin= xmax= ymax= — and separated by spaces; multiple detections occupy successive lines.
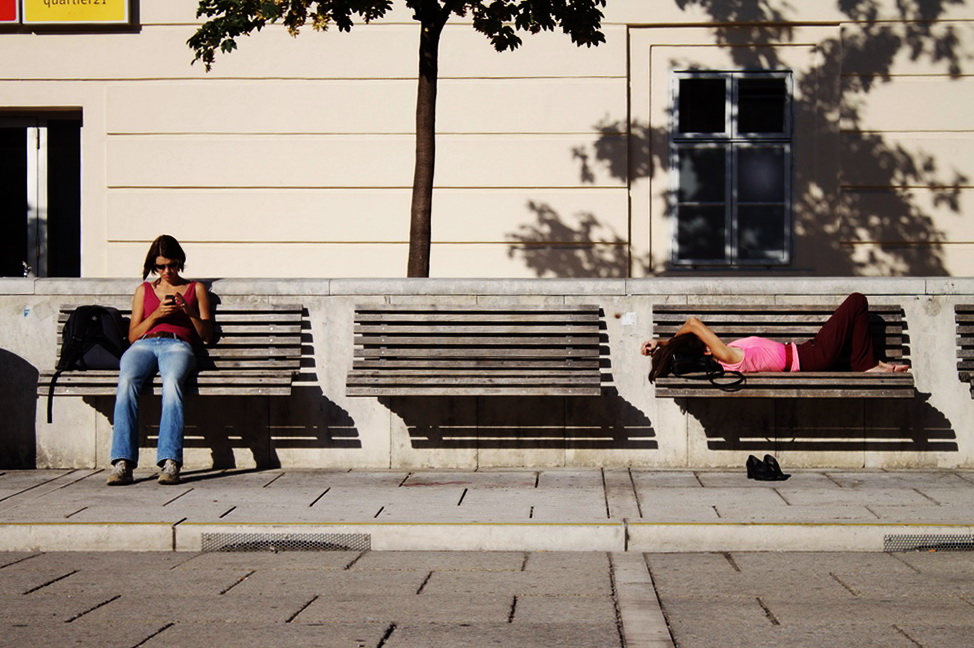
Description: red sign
xmin=0 ymin=0 xmax=18 ymax=23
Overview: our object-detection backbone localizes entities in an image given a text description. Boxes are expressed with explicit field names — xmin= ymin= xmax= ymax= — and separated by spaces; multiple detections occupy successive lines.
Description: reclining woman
xmin=106 ymin=235 xmax=214 ymax=486
xmin=641 ymin=292 xmax=910 ymax=381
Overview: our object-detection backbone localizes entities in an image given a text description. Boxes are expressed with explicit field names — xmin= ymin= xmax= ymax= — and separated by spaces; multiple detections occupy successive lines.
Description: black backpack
xmin=56 ymin=305 xmax=129 ymax=371
xmin=47 ymin=306 xmax=129 ymax=422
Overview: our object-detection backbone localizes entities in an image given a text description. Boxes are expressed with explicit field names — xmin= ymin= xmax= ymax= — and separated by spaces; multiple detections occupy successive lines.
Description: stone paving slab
xmin=0 ymin=622 xmax=174 ymax=648
xmin=381 ymin=622 xmax=622 ymax=648
xmin=294 ymin=593 xmax=517 ymax=624
xmin=419 ymin=569 xmax=613 ymax=598
xmin=138 ymin=622 xmax=390 ymax=648
xmin=352 ymin=550 xmax=525 ymax=572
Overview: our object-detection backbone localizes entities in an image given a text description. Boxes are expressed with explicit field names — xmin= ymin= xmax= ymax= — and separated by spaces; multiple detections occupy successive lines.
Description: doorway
xmin=0 ymin=114 xmax=81 ymax=277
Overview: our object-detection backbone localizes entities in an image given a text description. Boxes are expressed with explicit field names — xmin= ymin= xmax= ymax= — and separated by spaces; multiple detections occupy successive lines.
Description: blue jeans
xmin=111 ymin=338 xmax=196 ymax=467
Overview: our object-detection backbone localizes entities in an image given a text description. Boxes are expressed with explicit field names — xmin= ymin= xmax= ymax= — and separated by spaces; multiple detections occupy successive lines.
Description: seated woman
xmin=641 ymin=292 xmax=909 ymax=381
xmin=106 ymin=235 xmax=214 ymax=486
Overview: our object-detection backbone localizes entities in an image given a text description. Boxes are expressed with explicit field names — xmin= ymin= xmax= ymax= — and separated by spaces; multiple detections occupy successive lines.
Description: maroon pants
xmin=795 ymin=292 xmax=878 ymax=371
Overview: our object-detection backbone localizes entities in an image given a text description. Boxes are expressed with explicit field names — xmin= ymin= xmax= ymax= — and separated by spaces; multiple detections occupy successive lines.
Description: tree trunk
xmin=407 ymin=2 xmax=449 ymax=278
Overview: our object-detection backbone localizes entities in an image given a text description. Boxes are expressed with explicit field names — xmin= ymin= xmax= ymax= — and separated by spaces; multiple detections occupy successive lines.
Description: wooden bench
xmin=345 ymin=304 xmax=603 ymax=397
xmin=652 ymin=303 xmax=915 ymax=398
xmin=955 ymin=304 xmax=974 ymax=397
xmin=38 ymin=304 xmax=304 ymax=399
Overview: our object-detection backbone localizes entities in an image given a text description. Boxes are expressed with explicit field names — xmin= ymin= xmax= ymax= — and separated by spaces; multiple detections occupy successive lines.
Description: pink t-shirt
xmin=718 ymin=337 xmax=800 ymax=373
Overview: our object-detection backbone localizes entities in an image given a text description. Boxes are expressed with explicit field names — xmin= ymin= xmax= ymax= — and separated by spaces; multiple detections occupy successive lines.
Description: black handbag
xmin=671 ymin=353 xmax=746 ymax=391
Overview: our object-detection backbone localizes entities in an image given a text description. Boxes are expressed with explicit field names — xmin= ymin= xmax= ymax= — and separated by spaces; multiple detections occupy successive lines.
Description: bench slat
xmin=353 ymin=335 xmax=600 ymax=347
xmin=349 ymin=368 xmax=597 ymax=377
xmin=354 ymin=313 xmax=600 ymax=324
xmin=653 ymin=304 xmax=904 ymax=313
xmin=346 ymin=386 xmax=602 ymax=397
xmin=351 ymin=359 xmax=601 ymax=369
xmin=655 ymin=373 xmax=914 ymax=398
xmin=355 ymin=324 xmax=599 ymax=335
xmin=348 ymin=375 xmax=600 ymax=386
xmin=355 ymin=348 xmax=600 ymax=359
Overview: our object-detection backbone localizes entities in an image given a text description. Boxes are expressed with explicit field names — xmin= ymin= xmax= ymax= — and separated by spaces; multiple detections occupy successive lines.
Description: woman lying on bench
xmin=641 ymin=292 xmax=910 ymax=381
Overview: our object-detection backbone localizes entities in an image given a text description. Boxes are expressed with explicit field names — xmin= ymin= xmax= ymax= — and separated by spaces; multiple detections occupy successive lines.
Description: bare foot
xmin=865 ymin=361 xmax=910 ymax=373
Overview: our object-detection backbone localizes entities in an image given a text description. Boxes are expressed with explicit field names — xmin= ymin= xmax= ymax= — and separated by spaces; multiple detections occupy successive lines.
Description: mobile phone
xmin=165 ymin=294 xmax=177 ymax=305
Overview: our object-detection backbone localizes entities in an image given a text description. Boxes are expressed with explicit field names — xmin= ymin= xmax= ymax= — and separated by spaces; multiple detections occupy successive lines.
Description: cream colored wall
xmin=1 ymin=0 xmax=971 ymax=277
xmin=111 ymin=1 xmax=628 ymax=278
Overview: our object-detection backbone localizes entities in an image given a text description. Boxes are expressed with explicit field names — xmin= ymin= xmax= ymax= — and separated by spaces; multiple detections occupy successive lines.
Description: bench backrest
xmin=347 ymin=304 xmax=603 ymax=396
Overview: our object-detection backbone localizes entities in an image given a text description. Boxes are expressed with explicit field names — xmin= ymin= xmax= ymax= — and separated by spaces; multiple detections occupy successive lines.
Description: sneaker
xmin=106 ymin=460 xmax=133 ymax=486
xmin=158 ymin=459 xmax=181 ymax=485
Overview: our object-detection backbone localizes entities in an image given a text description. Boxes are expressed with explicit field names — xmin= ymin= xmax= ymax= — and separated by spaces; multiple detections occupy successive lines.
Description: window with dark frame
xmin=671 ymin=72 xmax=792 ymax=266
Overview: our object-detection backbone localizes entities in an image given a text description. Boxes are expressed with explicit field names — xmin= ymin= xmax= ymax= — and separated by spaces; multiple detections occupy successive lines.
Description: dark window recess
xmin=46 ymin=120 xmax=82 ymax=278
xmin=738 ymin=77 xmax=787 ymax=134
xmin=0 ymin=116 xmax=81 ymax=278
xmin=677 ymin=78 xmax=726 ymax=134
xmin=0 ymin=128 xmax=28 ymax=277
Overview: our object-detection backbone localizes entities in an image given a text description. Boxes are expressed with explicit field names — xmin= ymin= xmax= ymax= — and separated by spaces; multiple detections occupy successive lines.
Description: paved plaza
xmin=2 ymin=550 xmax=973 ymax=647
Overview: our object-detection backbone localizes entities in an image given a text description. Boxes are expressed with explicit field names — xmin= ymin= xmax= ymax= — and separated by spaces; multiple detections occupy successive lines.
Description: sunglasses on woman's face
xmin=154 ymin=262 xmax=180 ymax=272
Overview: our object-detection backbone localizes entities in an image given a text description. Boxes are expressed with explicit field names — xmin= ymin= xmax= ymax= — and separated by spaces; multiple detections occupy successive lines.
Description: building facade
xmin=1 ymin=0 xmax=972 ymax=279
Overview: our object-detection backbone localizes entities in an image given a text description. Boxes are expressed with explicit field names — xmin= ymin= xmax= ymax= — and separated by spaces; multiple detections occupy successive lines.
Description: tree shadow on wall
xmin=507 ymin=201 xmax=648 ymax=278
xmin=510 ymin=0 xmax=969 ymax=277
xmin=676 ymin=391 xmax=956 ymax=454
xmin=381 ymin=389 xmax=656 ymax=451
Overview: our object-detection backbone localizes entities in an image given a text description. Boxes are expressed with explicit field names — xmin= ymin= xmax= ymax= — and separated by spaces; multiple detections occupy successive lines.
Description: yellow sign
xmin=23 ymin=0 xmax=129 ymax=24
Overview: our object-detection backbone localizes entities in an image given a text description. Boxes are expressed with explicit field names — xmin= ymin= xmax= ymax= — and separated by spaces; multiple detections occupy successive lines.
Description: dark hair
xmin=649 ymin=333 xmax=707 ymax=383
xmin=142 ymin=234 xmax=186 ymax=279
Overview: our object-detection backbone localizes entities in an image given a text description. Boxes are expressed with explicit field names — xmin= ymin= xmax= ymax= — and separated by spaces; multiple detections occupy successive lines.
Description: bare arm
xmin=676 ymin=317 xmax=744 ymax=364
xmin=181 ymin=283 xmax=214 ymax=345
xmin=640 ymin=317 xmax=744 ymax=365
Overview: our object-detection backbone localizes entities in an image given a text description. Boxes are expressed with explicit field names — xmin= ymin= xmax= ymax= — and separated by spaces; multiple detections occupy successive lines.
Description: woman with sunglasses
xmin=106 ymin=235 xmax=213 ymax=486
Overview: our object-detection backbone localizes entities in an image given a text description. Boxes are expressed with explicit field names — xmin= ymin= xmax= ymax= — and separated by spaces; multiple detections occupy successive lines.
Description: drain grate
xmin=201 ymin=532 xmax=371 ymax=553
xmin=884 ymin=534 xmax=974 ymax=553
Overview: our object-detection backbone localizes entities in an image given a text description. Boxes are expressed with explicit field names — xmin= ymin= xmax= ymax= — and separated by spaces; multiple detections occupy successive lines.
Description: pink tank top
xmin=142 ymin=281 xmax=199 ymax=343
xmin=718 ymin=336 xmax=800 ymax=373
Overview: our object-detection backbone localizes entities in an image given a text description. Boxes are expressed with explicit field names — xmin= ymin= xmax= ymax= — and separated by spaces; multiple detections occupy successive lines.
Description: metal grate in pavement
xmin=884 ymin=534 xmax=974 ymax=552
xmin=201 ymin=532 xmax=371 ymax=553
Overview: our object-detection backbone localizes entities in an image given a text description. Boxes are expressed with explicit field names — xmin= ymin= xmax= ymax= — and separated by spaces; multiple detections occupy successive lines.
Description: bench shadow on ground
xmin=677 ymin=392 xmax=956 ymax=453
xmin=381 ymin=388 xmax=656 ymax=450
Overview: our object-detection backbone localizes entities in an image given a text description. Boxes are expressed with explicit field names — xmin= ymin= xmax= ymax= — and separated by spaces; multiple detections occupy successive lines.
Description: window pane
xmin=677 ymin=206 xmax=726 ymax=261
xmin=678 ymin=78 xmax=726 ymax=134
xmin=738 ymin=205 xmax=786 ymax=260
xmin=738 ymin=77 xmax=787 ymax=134
xmin=678 ymin=148 xmax=725 ymax=202
xmin=737 ymin=147 xmax=785 ymax=202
